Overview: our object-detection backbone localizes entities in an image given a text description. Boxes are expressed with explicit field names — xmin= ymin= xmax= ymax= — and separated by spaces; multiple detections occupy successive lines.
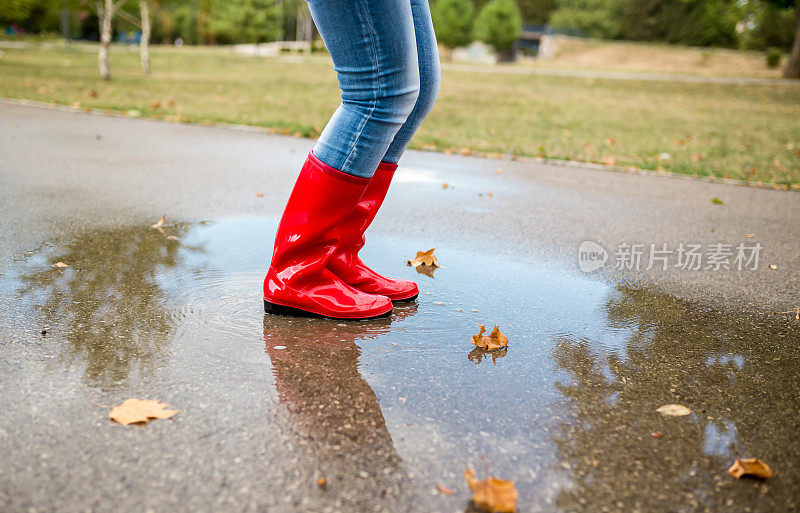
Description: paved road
xmin=1 ymin=101 xmax=798 ymax=513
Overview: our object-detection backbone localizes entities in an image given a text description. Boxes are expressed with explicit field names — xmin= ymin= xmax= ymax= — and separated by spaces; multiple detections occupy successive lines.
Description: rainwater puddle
xmin=2 ymin=216 xmax=798 ymax=512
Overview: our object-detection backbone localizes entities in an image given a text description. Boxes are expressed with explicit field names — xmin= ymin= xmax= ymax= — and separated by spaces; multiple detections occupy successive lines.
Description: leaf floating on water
xmin=728 ymin=458 xmax=774 ymax=479
xmin=407 ymin=248 xmax=440 ymax=268
xmin=464 ymin=468 xmax=517 ymax=513
xmin=52 ymin=261 xmax=69 ymax=268
xmin=109 ymin=398 xmax=179 ymax=426
xmin=150 ymin=215 xmax=165 ymax=229
xmin=656 ymin=404 xmax=691 ymax=417
xmin=471 ymin=324 xmax=509 ymax=351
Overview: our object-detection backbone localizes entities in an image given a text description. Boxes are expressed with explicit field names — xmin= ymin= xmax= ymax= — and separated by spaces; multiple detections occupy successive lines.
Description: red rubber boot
xmin=264 ymin=153 xmax=393 ymax=319
xmin=328 ymin=161 xmax=419 ymax=302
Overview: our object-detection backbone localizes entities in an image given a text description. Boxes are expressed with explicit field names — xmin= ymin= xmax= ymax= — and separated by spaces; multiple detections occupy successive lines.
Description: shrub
xmin=474 ymin=0 xmax=523 ymax=58
xmin=432 ymin=0 xmax=475 ymax=49
xmin=766 ymin=47 xmax=783 ymax=68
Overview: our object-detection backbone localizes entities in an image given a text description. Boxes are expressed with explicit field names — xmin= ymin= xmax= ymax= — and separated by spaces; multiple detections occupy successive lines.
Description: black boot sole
xmin=391 ymin=293 xmax=418 ymax=303
xmin=264 ymin=300 xmax=392 ymax=320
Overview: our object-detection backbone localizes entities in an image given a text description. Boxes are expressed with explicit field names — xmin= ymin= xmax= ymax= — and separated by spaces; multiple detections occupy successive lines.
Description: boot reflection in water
xmin=263 ymin=304 xmax=418 ymax=505
xmin=263 ymin=0 xmax=440 ymax=319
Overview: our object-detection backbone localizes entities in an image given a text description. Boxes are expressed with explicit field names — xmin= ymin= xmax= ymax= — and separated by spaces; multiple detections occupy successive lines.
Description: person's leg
xmin=265 ymin=0 xmax=422 ymax=318
xmin=308 ymin=0 xmax=421 ymax=179
xmin=327 ymin=0 xmax=441 ymax=302
xmin=382 ymin=0 xmax=441 ymax=164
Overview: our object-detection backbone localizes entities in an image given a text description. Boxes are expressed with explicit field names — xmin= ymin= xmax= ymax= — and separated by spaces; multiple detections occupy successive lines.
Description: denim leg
xmin=382 ymin=0 xmax=441 ymax=164
xmin=307 ymin=0 xmax=421 ymax=178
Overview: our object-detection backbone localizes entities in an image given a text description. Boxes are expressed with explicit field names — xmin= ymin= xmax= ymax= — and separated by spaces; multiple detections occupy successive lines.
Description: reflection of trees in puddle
xmin=552 ymin=287 xmax=800 ymax=511
xmin=263 ymin=304 xmax=422 ymax=509
xmin=17 ymin=224 xmax=202 ymax=389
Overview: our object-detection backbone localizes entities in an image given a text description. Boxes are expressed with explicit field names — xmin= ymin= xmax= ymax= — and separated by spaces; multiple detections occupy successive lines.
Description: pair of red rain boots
xmin=263 ymin=152 xmax=418 ymax=319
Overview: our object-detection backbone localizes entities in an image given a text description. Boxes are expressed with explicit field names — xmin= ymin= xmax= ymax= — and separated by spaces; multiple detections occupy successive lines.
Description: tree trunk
xmin=98 ymin=0 xmax=113 ymax=81
xmin=139 ymin=0 xmax=150 ymax=75
xmin=784 ymin=3 xmax=800 ymax=79
xmin=60 ymin=0 xmax=70 ymax=44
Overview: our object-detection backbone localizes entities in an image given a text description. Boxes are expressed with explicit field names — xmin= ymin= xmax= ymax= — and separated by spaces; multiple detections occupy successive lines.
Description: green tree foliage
xmin=474 ymin=0 xmax=523 ymax=53
xmin=0 ymin=0 xmax=36 ymax=24
xmin=742 ymin=0 xmax=798 ymax=50
xmin=516 ymin=0 xmax=556 ymax=24
xmin=549 ymin=0 xmax=623 ymax=39
xmin=208 ymin=0 xmax=282 ymax=44
xmin=172 ymin=4 xmax=199 ymax=43
xmin=620 ymin=0 xmax=739 ymax=47
xmin=432 ymin=0 xmax=475 ymax=49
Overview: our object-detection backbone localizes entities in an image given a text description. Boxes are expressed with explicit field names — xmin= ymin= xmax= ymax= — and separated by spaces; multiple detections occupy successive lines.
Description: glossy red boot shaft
xmin=264 ymin=153 xmax=393 ymax=319
xmin=328 ymin=161 xmax=419 ymax=302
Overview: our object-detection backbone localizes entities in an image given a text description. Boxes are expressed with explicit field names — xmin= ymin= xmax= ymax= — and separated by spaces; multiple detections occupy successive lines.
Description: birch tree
xmin=95 ymin=0 xmax=128 ymax=80
xmin=139 ymin=0 xmax=150 ymax=75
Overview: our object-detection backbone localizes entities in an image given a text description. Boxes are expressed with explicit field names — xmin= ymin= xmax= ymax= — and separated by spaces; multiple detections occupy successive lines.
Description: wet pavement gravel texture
xmin=1 ymin=101 xmax=799 ymax=513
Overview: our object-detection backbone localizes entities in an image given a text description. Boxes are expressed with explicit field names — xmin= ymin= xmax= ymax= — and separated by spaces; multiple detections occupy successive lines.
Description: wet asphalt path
xmin=1 ymin=101 xmax=799 ymax=513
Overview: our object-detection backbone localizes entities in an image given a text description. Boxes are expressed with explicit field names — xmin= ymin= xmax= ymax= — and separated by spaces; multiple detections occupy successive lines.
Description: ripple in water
xmin=168 ymin=271 xmax=266 ymax=343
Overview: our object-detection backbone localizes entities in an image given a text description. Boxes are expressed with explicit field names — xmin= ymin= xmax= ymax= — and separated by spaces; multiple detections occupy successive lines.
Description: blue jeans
xmin=306 ymin=0 xmax=441 ymax=178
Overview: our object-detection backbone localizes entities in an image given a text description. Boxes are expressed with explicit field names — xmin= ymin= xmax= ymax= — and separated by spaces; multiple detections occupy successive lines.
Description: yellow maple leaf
xmin=109 ymin=398 xmax=179 ymax=425
xmin=407 ymin=248 xmax=440 ymax=268
xmin=464 ymin=468 xmax=517 ymax=513
xmin=471 ymin=324 xmax=509 ymax=351
xmin=728 ymin=458 xmax=774 ymax=479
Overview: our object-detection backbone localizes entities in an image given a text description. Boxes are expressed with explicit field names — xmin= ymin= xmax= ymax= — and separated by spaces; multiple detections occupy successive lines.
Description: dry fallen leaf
xmin=656 ymin=404 xmax=691 ymax=417
xmin=109 ymin=398 xmax=179 ymax=425
xmin=150 ymin=215 xmax=165 ymax=229
xmin=464 ymin=468 xmax=517 ymax=513
xmin=728 ymin=458 xmax=774 ymax=479
xmin=471 ymin=325 xmax=509 ymax=351
xmin=52 ymin=261 xmax=69 ymax=268
xmin=436 ymin=484 xmax=455 ymax=496
xmin=407 ymin=248 xmax=440 ymax=268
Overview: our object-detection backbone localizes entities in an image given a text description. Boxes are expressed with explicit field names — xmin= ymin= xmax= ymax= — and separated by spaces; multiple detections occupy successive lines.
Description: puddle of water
xmin=1 ymin=216 xmax=799 ymax=512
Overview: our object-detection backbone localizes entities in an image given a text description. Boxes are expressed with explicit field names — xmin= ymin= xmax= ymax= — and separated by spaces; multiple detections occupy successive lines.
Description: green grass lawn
xmin=2 ymin=42 xmax=799 ymax=186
